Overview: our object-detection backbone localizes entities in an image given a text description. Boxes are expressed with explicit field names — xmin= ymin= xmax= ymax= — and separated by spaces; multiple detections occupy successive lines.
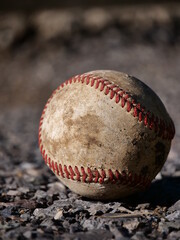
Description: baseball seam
xmin=38 ymin=73 xmax=175 ymax=187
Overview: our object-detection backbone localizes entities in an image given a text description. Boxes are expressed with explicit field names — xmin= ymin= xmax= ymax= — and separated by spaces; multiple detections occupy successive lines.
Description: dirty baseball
xmin=39 ymin=70 xmax=175 ymax=200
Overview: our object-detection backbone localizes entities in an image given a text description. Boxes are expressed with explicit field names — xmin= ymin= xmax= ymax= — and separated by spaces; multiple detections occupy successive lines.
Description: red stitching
xmin=94 ymin=169 xmax=99 ymax=183
xmin=64 ymin=165 xmax=70 ymax=179
xmin=99 ymin=169 xmax=106 ymax=184
xmin=38 ymin=73 xmax=175 ymax=189
xmin=87 ymin=167 xmax=93 ymax=182
xmin=48 ymin=157 xmax=51 ymax=169
xmin=115 ymin=94 xmax=120 ymax=103
xmin=105 ymin=87 xmax=109 ymax=95
xmin=81 ymin=167 xmax=87 ymax=182
xmin=51 ymin=160 xmax=55 ymax=173
xmin=75 ymin=166 xmax=80 ymax=181
xmin=133 ymin=107 xmax=138 ymax=117
xmin=108 ymin=169 xmax=114 ymax=182
xmin=69 ymin=166 xmax=75 ymax=180
xmin=45 ymin=154 xmax=47 ymax=164
xmin=126 ymin=101 xmax=132 ymax=112
xmin=59 ymin=164 xmax=64 ymax=178
xmin=121 ymin=97 xmax=125 ymax=108
xmin=139 ymin=112 xmax=143 ymax=122
xmin=39 ymin=147 xmax=152 ymax=187
xmin=55 ymin=162 xmax=59 ymax=176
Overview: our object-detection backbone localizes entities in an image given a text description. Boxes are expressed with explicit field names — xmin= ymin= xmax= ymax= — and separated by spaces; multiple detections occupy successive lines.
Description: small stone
xmin=158 ymin=221 xmax=169 ymax=235
xmin=20 ymin=162 xmax=36 ymax=170
xmin=26 ymin=168 xmax=40 ymax=177
xmin=40 ymin=218 xmax=54 ymax=227
xmin=136 ymin=203 xmax=150 ymax=210
xmin=20 ymin=213 xmax=30 ymax=221
xmin=166 ymin=211 xmax=180 ymax=221
xmin=23 ymin=231 xmax=32 ymax=239
xmin=6 ymin=190 xmax=21 ymax=196
xmin=63 ymin=220 xmax=70 ymax=229
xmin=167 ymin=230 xmax=180 ymax=240
xmin=54 ymin=209 xmax=63 ymax=220
xmin=131 ymin=231 xmax=148 ymax=240
xmin=123 ymin=219 xmax=139 ymax=232
xmin=33 ymin=190 xmax=47 ymax=200
xmin=168 ymin=200 xmax=180 ymax=212
xmin=155 ymin=172 xmax=162 ymax=180
xmin=69 ymin=222 xmax=80 ymax=233
xmin=47 ymin=181 xmax=66 ymax=196
xmin=0 ymin=207 xmax=13 ymax=218
xmin=18 ymin=187 xmax=29 ymax=194
xmin=33 ymin=208 xmax=46 ymax=219
xmin=109 ymin=225 xmax=129 ymax=240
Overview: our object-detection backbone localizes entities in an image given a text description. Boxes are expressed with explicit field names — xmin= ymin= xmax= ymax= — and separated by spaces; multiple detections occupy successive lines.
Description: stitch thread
xmin=38 ymin=73 xmax=175 ymax=188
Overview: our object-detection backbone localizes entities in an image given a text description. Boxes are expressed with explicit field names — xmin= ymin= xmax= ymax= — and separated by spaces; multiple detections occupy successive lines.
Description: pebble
xmin=23 ymin=231 xmax=32 ymax=239
xmin=166 ymin=211 xmax=180 ymax=221
xmin=6 ymin=190 xmax=21 ymax=196
xmin=20 ymin=213 xmax=30 ymax=221
xmin=34 ymin=190 xmax=47 ymax=200
xmin=47 ymin=181 xmax=66 ymax=195
xmin=33 ymin=208 xmax=46 ymax=219
xmin=168 ymin=200 xmax=180 ymax=212
xmin=123 ymin=219 xmax=139 ymax=232
xmin=54 ymin=209 xmax=63 ymax=220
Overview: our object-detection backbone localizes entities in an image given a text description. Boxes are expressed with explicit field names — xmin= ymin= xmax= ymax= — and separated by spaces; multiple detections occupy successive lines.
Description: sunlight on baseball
xmin=39 ymin=70 xmax=175 ymax=200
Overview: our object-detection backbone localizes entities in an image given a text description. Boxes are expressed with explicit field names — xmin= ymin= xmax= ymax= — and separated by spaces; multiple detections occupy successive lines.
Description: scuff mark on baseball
xmin=39 ymin=70 xmax=175 ymax=200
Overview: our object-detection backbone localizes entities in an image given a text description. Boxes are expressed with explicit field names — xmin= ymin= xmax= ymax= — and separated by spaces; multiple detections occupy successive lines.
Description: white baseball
xmin=39 ymin=70 xmax=175 ymax=200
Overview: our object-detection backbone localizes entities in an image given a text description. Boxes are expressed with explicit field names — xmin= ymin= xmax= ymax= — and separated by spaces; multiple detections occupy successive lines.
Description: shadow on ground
xmin=122 ymin=176 xmax=180 ymax=207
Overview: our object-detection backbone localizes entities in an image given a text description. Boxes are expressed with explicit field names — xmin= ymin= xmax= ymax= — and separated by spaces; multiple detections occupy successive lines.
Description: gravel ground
xmin=0 ymin=5 xmax=180 ymax=240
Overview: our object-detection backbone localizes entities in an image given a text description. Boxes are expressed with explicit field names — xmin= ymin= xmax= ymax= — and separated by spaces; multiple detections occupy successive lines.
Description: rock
xmin=166 ymin=211 xmax=180 ymax=221
xmin=155 ymin=172 xmax=162 ymax=180
xmin=62 ymin=220 xmax=70 ymax=230
xmin=40 ymin=218 xmax=54 ymax=227
xmin=109 ymin=225 xmax=130 ymax=240
xmin=6 ymin=190 xmax=21 ymax=196
xmin=69 ymin=222 xmax=80 ymax=233
xmin=0 ymin=207 xmax=13 ymax=218
xmin=33 ymin=190 xmax=47 ymax=200
xmin=123 ymin=219 xmax=139 ymax=232
xmin=17 ymin=187 xmax=29 ymax=194
xmin=33 ymin=208 xmax=46 ymax=219
xmin=47 ymin=181 xmax=66 ymax=196
xmin=20 ymin=213 xmax=30 ymax=221
xmin=23 ymin=230 xmax=32 ymax=239
xmin=88 ymin=203 xmax=107 ymax=216
xmin=168 ymin=200 xmax=180 ymax=212
xmin=61 ymin=229 xmax=113 ymax=240
xmin=167 ymin=230 xmax=180 ymax=240
xmin=158 ymin=221 xmax=169 ymax=235
xmin=158 ymin=220 xmax=180 ymax=236
xmin=54 ymin=209 xmax=63 ymax=220
xmin=131 ymin=231 xmax=148 ymax=240
xmin=136 ymin=203 xmax=150 ymax=210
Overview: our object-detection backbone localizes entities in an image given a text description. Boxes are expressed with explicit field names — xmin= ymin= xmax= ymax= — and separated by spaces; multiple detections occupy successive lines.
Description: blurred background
xmin=0 ymin=1 xmax=180 ymax=239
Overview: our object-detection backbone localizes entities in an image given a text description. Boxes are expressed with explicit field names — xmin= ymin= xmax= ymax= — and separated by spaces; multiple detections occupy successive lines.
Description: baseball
xmin=39 ymin=70 xmax=175 ymax=200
